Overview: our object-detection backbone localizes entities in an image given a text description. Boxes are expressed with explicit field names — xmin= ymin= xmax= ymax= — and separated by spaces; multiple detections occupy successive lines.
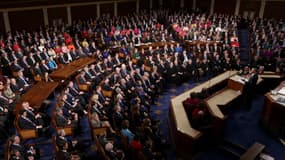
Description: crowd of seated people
xmin=249 ymin=18 xmax=285 ymax=72
xmin=0 ymin=8 xmax=283 ymax=160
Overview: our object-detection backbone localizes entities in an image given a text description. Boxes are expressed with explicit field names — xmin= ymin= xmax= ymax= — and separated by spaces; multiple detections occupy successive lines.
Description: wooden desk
xmin=136 ymin=41 xmax=177 ymax=50
xmin=206 ymin=88 xmax=241 ymax=120
xmin=50 ymin=57 xmax=95 ymax=81
xmin=228 ymin=75 xmax=245 ymax=92
xmin=228 ymin=74 xmax=263 ymax=93
xmin=183 ymin=40 xmax=222 ymax=52
xmin=15 ymin=81 xmax=58 ymax=111
xmin=259 ymin=71 xmax=285 ymax=79
xmin=184 ymin=40 xmax=221 ymax=46
xmin=240 ymin=142 xmax=265 ymax=160
xmin=169 ymin=71 xmax=238 ymax=159
xmin=262 ymin=81 xmax=285 ymax=135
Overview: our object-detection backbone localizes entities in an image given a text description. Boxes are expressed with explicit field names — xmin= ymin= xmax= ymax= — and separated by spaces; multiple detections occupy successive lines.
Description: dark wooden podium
xmin=262 ymin=81 xmax=285 ymax=136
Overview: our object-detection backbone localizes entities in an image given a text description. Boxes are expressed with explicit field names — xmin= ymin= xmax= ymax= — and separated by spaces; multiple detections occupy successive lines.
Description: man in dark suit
xmin=11 ymin=59 xmax=23 ymax=72
xmin=34 ymin=51 xmax=43 ymax=63
xmin=58 ymin=141 xmax=71 ymax=160
xmin=22 ymin=101 xmax=45 ymax=127
xmin=16 ymin=71 xmax=30 ymax=93
xmin=243 ymin=67 xmax=258 ymax=110
xmin=55 ymin=107 xmax=72 ymax=128
xmin=26 ymin=53 xmax=36 ymax=67
xmin=18 ymin=110 xmax=42 ymax=130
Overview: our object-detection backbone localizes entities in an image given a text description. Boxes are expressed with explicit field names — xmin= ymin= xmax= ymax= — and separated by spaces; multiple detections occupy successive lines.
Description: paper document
xmin=278 ymin=87 xmax=285 ymax=95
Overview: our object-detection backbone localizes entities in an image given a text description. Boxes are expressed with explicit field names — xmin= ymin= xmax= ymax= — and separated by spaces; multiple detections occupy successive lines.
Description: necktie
xmin=44 ymin=64 xmax=49 ymax=70
xmin=21 ymin=77 xmax=28 ymax=85
xmin=64 ymin=100 xmax=73 ymax=108
xmin=23 ymin=116 xmax=36 ymax=126
xmin=93 ymin=105 xmax=102 ymax=115
xmin=31 ymin=57 xmax=35 ymax=64
xmin=71 ymin=87 xmax=78 ymax=94
xmin=0 ymin=95 xmax=8 ymax=103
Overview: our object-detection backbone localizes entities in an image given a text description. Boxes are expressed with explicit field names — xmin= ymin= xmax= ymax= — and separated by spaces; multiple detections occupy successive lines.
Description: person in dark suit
xmin=10 ymin=78 xmax=22 ymax=93
xmin=16 ymin=71 xmax=30 ymax=93
xmin=112 ymin=104 xmax=125 ymax=129
xmin=243 ymin=67 xmax=258 ymax=110
xmin=26 ymin=53 xmax=36 ymax=67
xmin=33 ymin=62 xmax=45 ymax=80
xmin=56 ymin=129 xmax=69 ymax=150
xmin=33 ymin=51 xmax=43 ymax=63
xmin=10 ymin=135 xmax=26 ymax=157
xmin=95 ymin=85 xmax=111 ymax=110
xmin=11 ymin=59 xmax=23 ymax=72
xmin=55 ymin=106 xmax=78 ymax=130
xmin=58 ymin=141 xmax=71 ymax=160
xmin=67 ymin=81 xmax=87 ymax=107
xmin=18 ymin=110 xmax=42 ymax=130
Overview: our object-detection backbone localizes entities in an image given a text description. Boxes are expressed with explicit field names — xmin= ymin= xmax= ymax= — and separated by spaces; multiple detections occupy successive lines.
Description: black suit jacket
xmin=17 ymin=76 xmax=28 ymax=89
xmin=55 ymin=114 xmax=68 ymax=127
xmin=26 ymin=57 xmax=35 ymax=66
xmin=18 ymin=116 xmax=36 ymax=129
xmin=34 ymin=54 xmax=42 ymax=63
xmin=248 ymin=73 xmax=258 ymax=89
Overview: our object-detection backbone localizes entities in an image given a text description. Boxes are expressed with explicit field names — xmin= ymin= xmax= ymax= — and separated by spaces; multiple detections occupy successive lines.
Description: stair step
xmin=223 ymin=139 xmax=247 ymax=151
xmin=219 ymin=145 xmax=242 ymax=158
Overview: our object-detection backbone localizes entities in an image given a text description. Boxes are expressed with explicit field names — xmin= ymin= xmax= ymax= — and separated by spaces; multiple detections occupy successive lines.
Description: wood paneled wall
xmin=240 ymin=0 xmax=260 ymax=18
xmin=184 ymin=0 xmax=193 ymax=10
xmin=118 ymin=1 xmax=136 ymax=16
xmin=214 ymin=0 xmax=235 ymax=15
xmin=197 ymin=0 xmax=211 ymax=13
xmin=100 ymin=3 xmax=114 ymax=17
xmin=264 ymin=1 xmax=285 ymax=19
xmin=9 ymin=9 xmax=43 ymax=31
xmin=140 ymin=0 xmax=150 ymax=10
xmin=0 ymin=12 xmax=5 ymax=34
xmin=48 ymin=7 xmax=68 ymax=26
xmin=1 ymin=0 xmax=285 ymax=33
xmin=71 ymin=5 xmax=97 ymax=21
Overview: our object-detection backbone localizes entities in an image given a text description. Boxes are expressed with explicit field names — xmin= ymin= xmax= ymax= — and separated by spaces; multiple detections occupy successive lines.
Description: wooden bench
xmin=75 ymin=74 xmax=89 ymax=92
xmin=102 ymin=89 xmax=113 ymax=98
xmin=14 ymin=81 xmax=58 ymax=113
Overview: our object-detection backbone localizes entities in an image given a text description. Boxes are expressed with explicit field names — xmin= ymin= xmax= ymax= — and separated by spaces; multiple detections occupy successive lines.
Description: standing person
xmin=243 ymin=67 xmax=258 ymax=110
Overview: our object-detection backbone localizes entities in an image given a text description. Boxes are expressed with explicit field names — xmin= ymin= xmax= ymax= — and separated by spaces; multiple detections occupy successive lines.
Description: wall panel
xmin=100 ymin=3 xmax=114 ymax=17
xmin=48 ymin=7 xmax=67 ymax=26
xmin=0 ymin=12 xmax=5 ymax=34
xmin=184 ymin=0 xmax=193 ymax=10
xmin=71 ymin=5 xmax=97 ymax=21
xmin=214 ymin=0 xmax=235 ymax=15
xmin=239 ymin=0 xmax=260 ymax=18
xmin=164 ymin=0 xmax=180 ymax=10
xmin=152 ymin=0 xmax=160 ymax=9
xmin=197 ymin=0 xmax=211 ymax=13
xmin=264 ymin=1 xmax=285 ymax=19
xmin=9 ymin=9 xmax=43 ymax=32
xmin=140 ymin=0 xmax=150 ymax=10
xmin=118 ymin=2 xmax=136 ymax=16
